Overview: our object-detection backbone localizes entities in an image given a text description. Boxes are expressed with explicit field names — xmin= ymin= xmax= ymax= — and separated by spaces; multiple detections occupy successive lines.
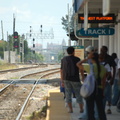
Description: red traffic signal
xmin=14 ymin=32 xmax=18 ymax=39
xmin=14 ymin=41 xmax=19 ymax=48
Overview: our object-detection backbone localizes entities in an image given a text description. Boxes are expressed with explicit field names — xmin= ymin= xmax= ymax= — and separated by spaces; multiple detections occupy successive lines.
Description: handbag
xmin=80 ymin=64 xmax=95 ymax=98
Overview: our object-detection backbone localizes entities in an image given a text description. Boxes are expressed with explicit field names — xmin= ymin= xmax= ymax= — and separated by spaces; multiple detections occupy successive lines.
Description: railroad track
xmin=0 ymin=64 xmax=48 ymax=74
xmin=20 ymin=67 xmax=60 ymax=79
xmin=0 ymin=67 xmax=60 ymax=120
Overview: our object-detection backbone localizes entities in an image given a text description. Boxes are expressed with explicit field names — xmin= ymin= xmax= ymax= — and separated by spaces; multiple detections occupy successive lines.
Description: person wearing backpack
xmin=100 ymin=46 xmax=116 ymax=114
xmin=77 ymin=52 xmax=107 ymax=120
xmin=99 ymin=53 xmax=112 ymax=114
xmin=60 ymin=46 xmax=83 ymax=113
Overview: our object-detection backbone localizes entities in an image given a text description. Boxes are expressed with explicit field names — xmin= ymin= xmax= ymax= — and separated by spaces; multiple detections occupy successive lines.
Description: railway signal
xmin=13 ymin=31 xmax=19 ymax=48
xmin=13 ymin=41 xmax=19 ymax=48
xmin=14 ymin=32 xmax=18 ymax=39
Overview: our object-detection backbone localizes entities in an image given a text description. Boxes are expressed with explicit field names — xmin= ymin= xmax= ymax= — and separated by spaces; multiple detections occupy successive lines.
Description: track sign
xmin=103 ymin=0 xmax=110 ymax=16
xmin=77 ymin=28 xmax=115 ymax=37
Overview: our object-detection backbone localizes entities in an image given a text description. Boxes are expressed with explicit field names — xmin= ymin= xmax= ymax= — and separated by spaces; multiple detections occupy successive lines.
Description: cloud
xmin=0 ymin=7 xmax=11 ymax=14
xmin=12 ymin=6 xmax=32 ymax=21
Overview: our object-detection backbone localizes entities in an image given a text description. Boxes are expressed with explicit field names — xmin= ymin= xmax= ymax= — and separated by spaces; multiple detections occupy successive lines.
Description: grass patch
xmin=0 ymin=61 xmax=18 ymax=70
xmin=10 ymin=77 xmax=19 ymax=79
xmin=27 ymin=105 xmax=48 ymax=120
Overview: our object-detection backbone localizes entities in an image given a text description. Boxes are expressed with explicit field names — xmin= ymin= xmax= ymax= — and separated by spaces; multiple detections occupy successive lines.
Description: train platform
xmin=46 ymin=88 xmax=120 ymax=120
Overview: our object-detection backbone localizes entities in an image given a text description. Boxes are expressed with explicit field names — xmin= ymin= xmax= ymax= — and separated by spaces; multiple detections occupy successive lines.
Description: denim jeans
xmin=112 ymin=79 xmax=120 ymax=105
xmin=103 ymin=82 xmax=112 ymax=109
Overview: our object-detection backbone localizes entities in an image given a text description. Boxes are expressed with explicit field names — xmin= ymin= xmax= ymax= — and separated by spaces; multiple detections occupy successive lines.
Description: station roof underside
xmin=79 ymin=0 xmax=120 ymax=15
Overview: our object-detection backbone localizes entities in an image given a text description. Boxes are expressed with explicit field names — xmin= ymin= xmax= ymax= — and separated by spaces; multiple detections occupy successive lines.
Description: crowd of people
xmin=60 ymin=45 xmax=120 ymax=120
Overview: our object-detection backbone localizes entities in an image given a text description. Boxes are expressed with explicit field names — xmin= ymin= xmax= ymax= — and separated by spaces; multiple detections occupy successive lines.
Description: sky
xmin=0 ymin=0 xmax=73 ymax=48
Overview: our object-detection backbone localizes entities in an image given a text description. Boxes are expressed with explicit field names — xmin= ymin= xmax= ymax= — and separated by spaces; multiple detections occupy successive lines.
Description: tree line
xmin=0 ymin=35 xmax=44 ymax=63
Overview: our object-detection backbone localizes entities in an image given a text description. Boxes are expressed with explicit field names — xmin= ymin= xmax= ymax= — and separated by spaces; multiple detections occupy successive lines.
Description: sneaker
xmin=68 ymin=109 xmax=73 ymax=113
xmin=78 ymin=114 xmax=87 ymax=119
xmin=107 ymin=109 xmax=112 ymax=114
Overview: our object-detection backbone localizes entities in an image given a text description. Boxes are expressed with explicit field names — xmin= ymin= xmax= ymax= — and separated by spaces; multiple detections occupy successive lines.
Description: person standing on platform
xmin=77 ymin=52 xmax=107 ymax=120
xmin=60 ymin=46 xmax=83 ymax=113
xmin=116 ymin=59 xmax=120 ymax=112
xmin=100 ymin=46 xmax=116 ymax=114
xmin=100 ymin=46 xmax=116 ymax=86
xmin=99 ymin=53 xmax=112 ymax=113
xmin=78 ymin=46 xmax=100 ymax=120
xmin=111 ymin=53 xmax=120 ymax=106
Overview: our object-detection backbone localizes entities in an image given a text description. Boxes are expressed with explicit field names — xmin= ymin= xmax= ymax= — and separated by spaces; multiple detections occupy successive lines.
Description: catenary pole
xmin=68 ymin=3 xmax=71 ymax=46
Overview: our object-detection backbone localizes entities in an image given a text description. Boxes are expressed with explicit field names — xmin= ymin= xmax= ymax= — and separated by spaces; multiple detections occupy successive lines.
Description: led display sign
xmin=78 ymin=14 xmax=116 ymax=23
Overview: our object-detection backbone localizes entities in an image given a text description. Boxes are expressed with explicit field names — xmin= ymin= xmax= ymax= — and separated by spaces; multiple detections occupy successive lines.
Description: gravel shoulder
xmin=0 ymin=65 xmax=60 ymax=120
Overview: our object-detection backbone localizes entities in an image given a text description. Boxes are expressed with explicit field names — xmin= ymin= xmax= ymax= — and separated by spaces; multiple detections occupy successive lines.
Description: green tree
xmin=8 ymin=35 xmax=14 ymax=51
xmin=0 ymin=40 xmax=7 ymax=59
xmin=24 ymin=40 xmax=29 ymax=55
xmin=58 ymin=50 xmax=64 ymax=63
xmin=61 ymin=14 xmax=74 ymax=33
xmin=0 ymin=35 xmax=44 ymax=63
xmin=35 ymin=52 xmax=44 ymax=63
xmin=61 ymin=15 xmax=69 ymax=33
xmin=24 ymin=48 xmax=44 ymax=63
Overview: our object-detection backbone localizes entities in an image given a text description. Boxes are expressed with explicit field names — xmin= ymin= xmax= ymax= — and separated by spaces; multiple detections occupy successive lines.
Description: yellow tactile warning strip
xmin=46 ymin=88 xmax=71 ymax=120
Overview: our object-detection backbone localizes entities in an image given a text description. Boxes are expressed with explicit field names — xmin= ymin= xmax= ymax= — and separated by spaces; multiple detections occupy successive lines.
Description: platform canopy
xmin=75 ymin=0 xmax=120 ymax=14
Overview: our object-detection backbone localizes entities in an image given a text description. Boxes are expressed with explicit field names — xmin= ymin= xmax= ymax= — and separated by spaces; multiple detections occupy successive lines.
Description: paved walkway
xmin=71 ymin=102 xmax=120 ymax=120
xmin=46 ymin=88 xmax=120 ymax=120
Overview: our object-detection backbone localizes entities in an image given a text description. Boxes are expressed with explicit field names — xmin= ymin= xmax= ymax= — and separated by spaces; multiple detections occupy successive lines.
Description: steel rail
xmin=0 ymin=80 xmax=14 ymax=93
xmin=19 ymin=67 xmax=60 ymax=79
xmin=16 ymin=69 xmax=60 ymax=120
xmin=0 ymin=64 xmax=47 ymax=74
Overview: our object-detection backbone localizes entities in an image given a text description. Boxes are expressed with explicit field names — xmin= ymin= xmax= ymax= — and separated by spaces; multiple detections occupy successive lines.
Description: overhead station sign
xmin=78 ymin=14 xmax=116 ymax=23
xmin=77 ymin=28 xmax=115 ymax=37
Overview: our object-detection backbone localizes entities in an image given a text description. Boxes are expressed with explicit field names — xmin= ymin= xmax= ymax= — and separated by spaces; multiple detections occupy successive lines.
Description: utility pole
xmin=1 ymin=20 xmax=5 ymax=53
xmin=7 ymin=32 xmax=10 ymax=63
xmin=13 ymin=14 xmax=16 ymax=51
xmin=1 ymin=20 xmax=4 ymax=41
xmin=68 ymin=4 xmax=71 ymax=46
xmin=40 ymin=25 xmax=43 ymax=54
xmin=20 ymin=35 xmax=24 ymax=63
xmin=30 ymin=26 xmax=32 ymax=60
xmin=22 ymin=34 xmax=25 ymax=63
xmin=33 ymin=38 xmax=35 ymax=62
xmin=40 ymin=25 xmax=43 ymax=44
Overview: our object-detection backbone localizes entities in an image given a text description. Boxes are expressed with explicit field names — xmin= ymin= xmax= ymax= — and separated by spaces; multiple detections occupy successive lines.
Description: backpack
xmin=103 ymin=62 xmax=112 ymax=80
xmin=80 ymin=64 xmax=95 ymax=98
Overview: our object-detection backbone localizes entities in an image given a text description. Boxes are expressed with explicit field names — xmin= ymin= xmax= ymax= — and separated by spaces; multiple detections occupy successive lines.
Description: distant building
xmin=30 ymin=43 xmax=43 ymax=53
xmin=34 ymin=43 xmax=43 ymax=52
xmin=62 ymin=39 xmax=66 ymax=46
xmin=47 ymin=39 xmax=66 ymax=51
xmin=41 ymin=39 xmax=67 ymax=63
xmin=4 ymin=51 xmax=16 ymax=63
